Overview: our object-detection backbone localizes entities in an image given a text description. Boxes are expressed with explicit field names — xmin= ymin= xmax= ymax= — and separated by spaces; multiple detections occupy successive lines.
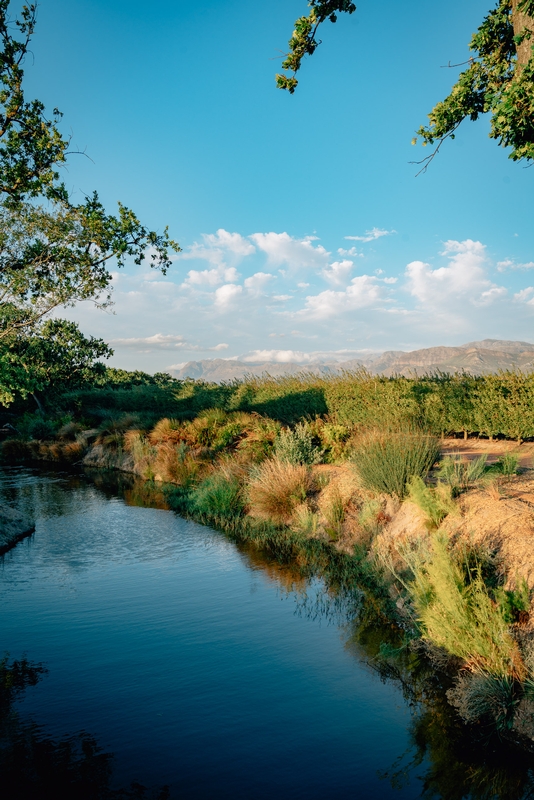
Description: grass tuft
xmin=408 ymin=533 xmax=526 ymax=679
xmin=353 ymin=430 xmax=440 ymax=499
xmin=247 ymin=458 xmax=313 ymax=525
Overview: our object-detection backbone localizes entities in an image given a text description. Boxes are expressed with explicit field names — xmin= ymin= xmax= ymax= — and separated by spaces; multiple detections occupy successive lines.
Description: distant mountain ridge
xmin=169 ymin=339 xmax=534 ymax=382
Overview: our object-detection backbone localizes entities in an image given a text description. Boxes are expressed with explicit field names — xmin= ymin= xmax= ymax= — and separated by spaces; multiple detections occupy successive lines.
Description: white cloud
xmin=337 ymin=246 xmax=363 ymax=257
xmin=345 ymin=228 xmax=396 ymax=243
xmin=239 ymin=349 xmax=372 ymax=364
xmin=244 ymin=272 xmax=276 ymax=295
xmin=180 ymin=229 xmax=255 ymax=265
xmin=250 ymin=232 xmax=330 ymax=269
xmin=301 ymin=275 xmax=385 ymax=318
xmin=404 ymin=239 xmax=504 ymax=307
xmin=515 ymin=287 xmax=534 ymax=304
xmin=214 ymin=283 xmax=243 ymax=308
xmin=497 ymin=258 xmax=534 ymax=272
xmin=321 ymin=259 xmax=354 ymax=286
xmin=110 ymin=334 xmax=228 ymax=351
xmin=183 ymin=265 xmax=239 ymax=287
xmin=203 ymin=229 xmax=255 ymax=256
xmin=272 ymin=294 xmax=291 ymax=301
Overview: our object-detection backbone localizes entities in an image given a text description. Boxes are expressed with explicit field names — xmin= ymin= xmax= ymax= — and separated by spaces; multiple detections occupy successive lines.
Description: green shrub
xmin=408 ymin=476 xmax=455 ymax=529
xmin=408 ymin=533 xmax=525 ymax=678
xmin=323 ymin=487 xmax=345 ymax=540
xmin=437 ymin=454 xmax=487 ymax=495
xmin=494 ymin=452 xmax=520 ymax=477
xmin=353 ymin=430 xmax=440 ymax=499
xmin=27 ymin=417 xmax=56 ymax=441
xmin=448 ymin=671 xmax=520 ymax=732
xmin=189 ymin=470 xmax=243 ymax=520
xmin=274 ymin=422 xmax=323 ymax=465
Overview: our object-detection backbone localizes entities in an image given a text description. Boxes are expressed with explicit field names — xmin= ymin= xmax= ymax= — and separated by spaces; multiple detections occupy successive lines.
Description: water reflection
xmin=0 ymin=656 xmax=169 ymax=799
xmin=3 ymin=465 xmax=534 ymax=799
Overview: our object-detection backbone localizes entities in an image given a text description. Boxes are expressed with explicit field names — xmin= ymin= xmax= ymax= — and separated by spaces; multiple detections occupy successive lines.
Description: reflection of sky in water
xmin=3 ymin=466 xmax=534 ymax=799
xmin=0 ymin=465 xmax=427 ymax=798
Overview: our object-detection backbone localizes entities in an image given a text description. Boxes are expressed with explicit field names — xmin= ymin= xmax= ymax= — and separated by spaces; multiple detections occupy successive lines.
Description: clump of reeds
xmin=353 ymin=430 xmax=440 ymax=499
xmin=1 ymin=438 xmax=31 ymax=461
xmin=247 ymin=458 xmax=314 ymax=525
xmin=408 ymin=476 xmax=455 ymax=529
xmin=437 ymin=454 xmax=487 ymax=495
xmin=57 ymin=421 xmax=83 ymax=441
xmin=148 ymin=417 xmax=183 ymax=445
xmin=321 ymin=486 xmax=346 ymax=540
xmin=96 ymin=414 xmax=140 ymax=448
xmin=408 ymin=533 xmax=525 ymax=679
xmin=447 ymin=671 xmax=520 ymax=732
xmin=189 ymin=467 xmax=243 ymax=520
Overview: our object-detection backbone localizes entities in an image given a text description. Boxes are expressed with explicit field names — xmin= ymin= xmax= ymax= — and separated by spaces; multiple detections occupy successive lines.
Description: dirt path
xmin=441 ymin=437 xmax=534 ymax=468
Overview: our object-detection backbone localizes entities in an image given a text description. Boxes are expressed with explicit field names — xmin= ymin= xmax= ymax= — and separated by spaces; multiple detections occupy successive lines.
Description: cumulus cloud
xmin=239 ymin=349 xmax=371 ymax=363
xmin=110 ymin=333 xmax=228 ymax=351
xmin=202 ymin=229 xmax=256 ymax=256
xmin=345 ymin=228 xmax=396 ymax=243
xmin=183 ymin=265 xmax=239 ymax=287
xmin=244 ymin=271 xmax=276 ymax=295
xmin=497 ymin=258 xmax=534 ymax=272
xmin=181 ymin=229 xmax=255 ymax=265
xmin=321 ymin=259 xmax=354 ymax=286
xmin=214 ymin=283 xmax=243 ymax=308
xmin=337 ymin=246 xmax=363 ymax=257
xmin=301 ymin=275 xmax=385 ymax=318
xmin=405 ymin=239 xmax=505 ymax=307
xmin=515 ymin=287 xmax=534 ymax=304
xmin=249 ymin=232 xmax=330 ymax=269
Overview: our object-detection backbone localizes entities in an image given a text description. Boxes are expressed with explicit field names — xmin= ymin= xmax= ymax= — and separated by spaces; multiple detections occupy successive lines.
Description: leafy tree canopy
xmin=277 ymin=0 xmax=534 ymax=165
xmin=0 ymin=2 xmax=180 ymax=405
xmin=0 ymin=317 xmax=112 ymax=406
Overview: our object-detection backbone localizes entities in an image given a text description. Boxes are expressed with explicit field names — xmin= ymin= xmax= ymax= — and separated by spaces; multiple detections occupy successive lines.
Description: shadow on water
xmin=4 ymin=466 xmax=534 ymax=798
xmin=0 ymin=657 xmax=169 ymax=800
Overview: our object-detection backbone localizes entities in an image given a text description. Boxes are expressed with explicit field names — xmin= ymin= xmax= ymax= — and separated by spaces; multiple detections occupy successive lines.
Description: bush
xmin=353 ymin=430 xmax=440 ymax=499
xmin=447 ymin=671 xmax=520 ymax=732
xmin=437 ymin=454 xmax=487 ymax=495
xmin=189 ymin=470 xmax=243 ymax=520
xmin=27 ymin=417 xmax=56 ymax=441
xmin=247 ymin=459 xmax=313 ymax=525
xmin=408 ymin=476 xmax=455 ymax=529
xmin=494 ymin=452 xmax=520 ymax=477
xmin=274 ymin=422 xmax=323 ymax=465
xmin=408 ymin=533 xmax=525 ymax=678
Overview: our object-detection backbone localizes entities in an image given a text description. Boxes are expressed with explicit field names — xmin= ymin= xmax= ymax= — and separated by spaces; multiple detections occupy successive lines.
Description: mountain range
xmin=169 ymin=340 xmax=534 ymax=382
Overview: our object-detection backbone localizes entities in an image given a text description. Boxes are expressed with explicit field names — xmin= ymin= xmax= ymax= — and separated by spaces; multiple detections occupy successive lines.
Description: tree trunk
xmin=31 ymin=392 xmax=44 ymax=415
xmin=511 ymin=0 xmax=534 ymax=68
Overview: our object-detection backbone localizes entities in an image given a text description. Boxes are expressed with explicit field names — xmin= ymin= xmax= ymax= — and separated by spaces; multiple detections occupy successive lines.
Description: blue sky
xmin=26 ymin=0 xmax=534 ymax=370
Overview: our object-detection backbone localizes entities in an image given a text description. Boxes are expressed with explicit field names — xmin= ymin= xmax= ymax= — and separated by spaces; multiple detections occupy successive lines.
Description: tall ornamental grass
xmin=408 ymin=534 xmax=525 ymax=679
xmin=189 ymin=469 xmax=243 ymax=521
xmin=353 ymin=430 xmax=440 ymax=499
xmin=247 ymin=458 xmax=313 ymax=525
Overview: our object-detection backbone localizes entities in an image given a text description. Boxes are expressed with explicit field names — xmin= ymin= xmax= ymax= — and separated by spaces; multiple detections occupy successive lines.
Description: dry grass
xmin=247 ymin=458 xmax=314 ymax=525
xmin=148 ymin=418 xmax=183 ymax=445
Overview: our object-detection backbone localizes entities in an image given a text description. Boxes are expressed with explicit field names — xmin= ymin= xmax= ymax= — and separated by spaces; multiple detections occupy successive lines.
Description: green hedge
xmin=48 ymin=369 xmax=534 ymax=442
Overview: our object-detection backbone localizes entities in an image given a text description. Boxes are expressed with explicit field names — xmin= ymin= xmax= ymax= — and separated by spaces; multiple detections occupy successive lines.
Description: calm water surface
xmin=1 ymin=466 xmax=530 ymax=799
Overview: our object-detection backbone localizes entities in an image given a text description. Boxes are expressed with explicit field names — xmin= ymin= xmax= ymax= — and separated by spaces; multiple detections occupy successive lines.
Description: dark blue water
xmin=1 ymin=465 xmax=507 ymax=799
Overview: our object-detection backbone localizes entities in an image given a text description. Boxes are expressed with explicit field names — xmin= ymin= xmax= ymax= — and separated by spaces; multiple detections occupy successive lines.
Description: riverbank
xmin=4 ymin=409 xmax=534 ymax=748
xmin=0 ymin=504 xmax=35 ymax=554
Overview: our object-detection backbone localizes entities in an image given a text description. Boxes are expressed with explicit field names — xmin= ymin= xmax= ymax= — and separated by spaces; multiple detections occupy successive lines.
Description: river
xmin=1 ymin=465 xmax=534 ymax=799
